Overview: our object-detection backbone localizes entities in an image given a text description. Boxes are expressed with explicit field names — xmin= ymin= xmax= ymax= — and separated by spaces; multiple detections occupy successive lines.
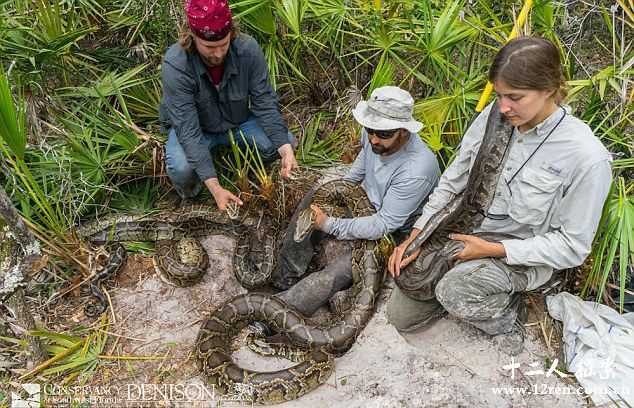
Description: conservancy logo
xmin=11 ymin=383 xmax=40 ymax=408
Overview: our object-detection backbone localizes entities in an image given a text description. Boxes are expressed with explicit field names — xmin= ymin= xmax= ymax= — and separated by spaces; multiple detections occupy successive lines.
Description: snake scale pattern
xmin=195 ymin=180 xmax=384 ymax=404
xmin=396 ymin=102 xmax=514 ymax=300
xmin=78 ymin=205 xmax=275 ymax=316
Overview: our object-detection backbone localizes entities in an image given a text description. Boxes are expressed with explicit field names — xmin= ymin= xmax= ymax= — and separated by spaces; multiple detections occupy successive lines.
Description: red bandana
xmin=185 ymin=0 xmax=232 ymax=41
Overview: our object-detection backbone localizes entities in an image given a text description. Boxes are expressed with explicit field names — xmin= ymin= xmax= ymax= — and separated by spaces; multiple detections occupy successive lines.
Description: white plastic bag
xmin=547 ymin=292 xmax=634 ymax=406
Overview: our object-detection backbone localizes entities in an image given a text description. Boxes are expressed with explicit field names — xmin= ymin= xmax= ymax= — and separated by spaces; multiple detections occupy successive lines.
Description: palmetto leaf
xmin=414 ymin=0 xmax=476 ymax=75
xmin=277 ymin=0 xmax=307 ymax=37
xmin=0 ymin=67 xmax=26 ymax=159
xmin=306 ymin=0 xmax=349 ymax=48
xmin=27 ymin=317 xmax=110 ymax=381
xmin=366 ymin=55 xmax=394 ymax=98
xmin=0 ymin=25 xmax=95 ymax=69
xmin=231 ymin=0 xmax=277 ymax=35
xmin=583 ymin=178 xmax=634 ymax=312
xmin=296 ymin=113 xmax=346 ymax=168
xmin=57 ymin=64 xmax=152 ymax=98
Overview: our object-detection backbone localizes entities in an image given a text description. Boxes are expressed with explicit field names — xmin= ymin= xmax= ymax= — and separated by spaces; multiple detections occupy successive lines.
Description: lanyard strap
xmin=505 ymin=107 xmax=566 ymax=187
xmin=484 ymin=107 xmax=567 ymax=221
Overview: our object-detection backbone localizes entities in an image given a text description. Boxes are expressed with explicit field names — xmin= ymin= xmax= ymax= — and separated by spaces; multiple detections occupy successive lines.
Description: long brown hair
xmin=488 ymin=37 xmax=567 ymax=104
xmin=178 ymin=23 xmax=241 ymax=53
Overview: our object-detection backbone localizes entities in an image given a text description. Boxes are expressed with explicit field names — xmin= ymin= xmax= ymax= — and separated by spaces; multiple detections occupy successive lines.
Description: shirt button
xmin=506 ymin=167 xmax=512 ymax=171
xmin=517 ymin=139 xmax=523 ymax=143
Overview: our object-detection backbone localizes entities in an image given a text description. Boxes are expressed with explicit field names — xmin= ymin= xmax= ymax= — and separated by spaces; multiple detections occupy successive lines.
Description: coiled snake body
xmin=195 ymin=180 xmax=384 ymax=404
xmin=78 ymin=205 xmax=275 ymax=316
xmin=396 ymin=103 xmax=514 ymax=300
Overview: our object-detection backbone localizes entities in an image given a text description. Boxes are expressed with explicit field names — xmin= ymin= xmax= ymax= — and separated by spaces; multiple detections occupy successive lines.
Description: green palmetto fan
xmin=582 ymin=177 xmax=634 ymax=313
xmin=0 ymin=0 xmax=97 ymax=85
xmin=56 ymin=64 xmax=153 ymax=99
xmin=0 ymin=67 xmax=69 ymax=238
xmin=19 ymin=315 xmax=110 ymax=384
xmin=0 ymin=66 xmax=26 ymax=159
xmin=412 ymin=0 xmax=477 ymax=82
xmin=366 ymin=55 xmax=394 ymax=98
xmin=296 ymin=113 xmax=347 ymax=168
xmin=414 ymin=78 xmax=482 ymax=168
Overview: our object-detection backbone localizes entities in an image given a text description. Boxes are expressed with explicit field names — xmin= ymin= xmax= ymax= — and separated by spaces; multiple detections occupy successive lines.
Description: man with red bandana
xmin=160 ymin=0 xmax=298 ymax=211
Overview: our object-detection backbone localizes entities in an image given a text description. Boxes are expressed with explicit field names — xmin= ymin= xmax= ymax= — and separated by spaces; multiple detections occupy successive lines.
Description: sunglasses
xmin=364 ymin=127 xmax=399 ymax=139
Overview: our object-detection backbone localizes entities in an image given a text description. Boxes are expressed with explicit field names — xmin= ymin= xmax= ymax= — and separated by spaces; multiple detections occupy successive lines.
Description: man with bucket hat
xmin=249 ymin=86 xmax=440 ymax=336
xmin=159 ymin=0 xmax=298 ymax=211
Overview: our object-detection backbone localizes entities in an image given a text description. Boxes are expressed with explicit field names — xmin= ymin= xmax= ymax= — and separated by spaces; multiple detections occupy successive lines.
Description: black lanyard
xmin=485 ymin=107 xmax=566 ymax=220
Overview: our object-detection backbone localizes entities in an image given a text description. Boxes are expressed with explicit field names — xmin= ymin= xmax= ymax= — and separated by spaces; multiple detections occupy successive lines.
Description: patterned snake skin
xmin=78 ymin=205 xmax=275 ymax=316
xmin=396 ymin=102 xmax=514 ymax=300
xmin=195 ymin=180 xmax=384 ymax=404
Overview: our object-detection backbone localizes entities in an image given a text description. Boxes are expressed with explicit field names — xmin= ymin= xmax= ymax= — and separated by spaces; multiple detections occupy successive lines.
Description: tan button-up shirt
xmin=413 ymin=103 xmax=612 ymax=290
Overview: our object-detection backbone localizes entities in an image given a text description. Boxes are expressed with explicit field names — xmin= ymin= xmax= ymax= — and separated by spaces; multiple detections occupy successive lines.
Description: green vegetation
xmin=0 ymin=0 xmax=632 ymax=383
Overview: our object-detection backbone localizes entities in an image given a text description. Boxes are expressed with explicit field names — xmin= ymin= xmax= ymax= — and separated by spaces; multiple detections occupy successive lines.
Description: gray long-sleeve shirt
xmin=323 ymin=129 xmax=440 ymax=240
xmin=159 ymin=34 xmax=289 ymax=181
xmin=413 ymin=103 xmax=612 ymax=290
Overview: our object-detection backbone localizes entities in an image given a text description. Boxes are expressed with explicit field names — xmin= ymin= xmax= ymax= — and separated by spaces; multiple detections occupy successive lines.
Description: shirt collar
xmin=193 ymin=39 xmax=239 ymax=84
xmin=520 ymin=105 xmax=569 ymax=138
xmin=222 ymin=40 xmax=239 ymax=79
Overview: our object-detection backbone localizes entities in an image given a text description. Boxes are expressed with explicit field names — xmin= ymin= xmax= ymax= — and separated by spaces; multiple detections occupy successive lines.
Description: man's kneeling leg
xmin=386 ymin=285 xmax=445 ymax=332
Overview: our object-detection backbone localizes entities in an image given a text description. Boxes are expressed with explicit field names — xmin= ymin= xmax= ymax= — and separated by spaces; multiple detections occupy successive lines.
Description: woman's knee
xmin=434 ymin=264 xmax=479 ymax=318
xmin=434 ymin=274 xmax=455 ymax=307
xmin=435 ymin=261 xmax=506 ymax=320
xmin=386 ymin=295 xmax=416 ymax=331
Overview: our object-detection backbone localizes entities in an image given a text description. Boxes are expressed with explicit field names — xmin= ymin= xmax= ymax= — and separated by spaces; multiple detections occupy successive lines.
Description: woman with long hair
xmin=386 ymin=37 xmax=612 ymax=355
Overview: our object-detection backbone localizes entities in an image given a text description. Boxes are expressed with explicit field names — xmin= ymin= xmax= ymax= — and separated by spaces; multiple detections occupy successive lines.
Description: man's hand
xmin=450 ymin=233 xmax=506 ymax=261
xmin=278 ymin=144 xmax=298 ymax=178
xmin=204 ymin=178 xmax=243 ymax=212
xmin=310 ymin=204 xmax=328 ymax=231
xmin=388 ymin=229 xmax=422 ymax=278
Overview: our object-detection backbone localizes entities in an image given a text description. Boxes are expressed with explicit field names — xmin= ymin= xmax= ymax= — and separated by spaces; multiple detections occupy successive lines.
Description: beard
xmin=203 ymin=55 xmax=225 ymax=67
xmin=371 ymin=144 xmax=388 ymax=155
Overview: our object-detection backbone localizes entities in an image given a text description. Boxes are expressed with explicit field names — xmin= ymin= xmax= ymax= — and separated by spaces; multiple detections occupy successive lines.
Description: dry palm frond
xmin=340 ymin=85 xmax=363 ymax=115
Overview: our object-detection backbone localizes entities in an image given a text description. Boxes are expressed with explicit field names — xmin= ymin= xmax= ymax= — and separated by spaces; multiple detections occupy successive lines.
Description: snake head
xmin=226 ymin=201 xmax=240 ymax=220
xmin=293 ymin=207 xmax=315 ymax=242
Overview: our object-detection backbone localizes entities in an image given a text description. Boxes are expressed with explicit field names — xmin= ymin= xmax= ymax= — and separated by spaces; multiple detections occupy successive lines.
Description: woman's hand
xmin=450 ymin=233 xmax=506 ymax=261
xmin=388 ymin=229 xmax=422 ymax=278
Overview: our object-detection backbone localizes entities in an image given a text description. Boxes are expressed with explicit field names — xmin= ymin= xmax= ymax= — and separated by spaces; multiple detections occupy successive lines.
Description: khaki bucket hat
xmin=352 ymin=86 xmax=423 ymax=133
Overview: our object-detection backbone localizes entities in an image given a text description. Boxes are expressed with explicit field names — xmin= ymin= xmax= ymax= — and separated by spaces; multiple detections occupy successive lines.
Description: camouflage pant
xmin=387 ymin=257 xmax=531 ymax=335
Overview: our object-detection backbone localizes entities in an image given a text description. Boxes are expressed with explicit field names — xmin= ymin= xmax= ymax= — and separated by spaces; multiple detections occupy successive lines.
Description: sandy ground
xmin=83 ymin=232 xmax=588 ymax=408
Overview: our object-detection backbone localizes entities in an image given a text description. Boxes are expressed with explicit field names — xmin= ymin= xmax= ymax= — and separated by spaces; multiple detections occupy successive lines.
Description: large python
xmin=396 ymin=102 xmax=514 ymax=300
xmin=78 ymin=205 xmax=275 ymax=316
xmin=195 ymin=180 xmax=384 ymax=404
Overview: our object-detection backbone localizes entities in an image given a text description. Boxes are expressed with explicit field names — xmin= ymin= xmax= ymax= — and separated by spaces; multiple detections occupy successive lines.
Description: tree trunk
xmin=0 ymin=185 xmax=47 ymax=365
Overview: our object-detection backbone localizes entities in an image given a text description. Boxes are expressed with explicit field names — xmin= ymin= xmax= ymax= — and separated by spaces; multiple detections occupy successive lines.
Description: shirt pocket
xmin=220 ymin=79 xmax=249 ymax=124
xmin=508 ymin=166 xmax=563 ymax=226
xmin=225 ymin=92 xmax=249 ymax=124
xmin=196 ymin=94 xmax=221 ymax=130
